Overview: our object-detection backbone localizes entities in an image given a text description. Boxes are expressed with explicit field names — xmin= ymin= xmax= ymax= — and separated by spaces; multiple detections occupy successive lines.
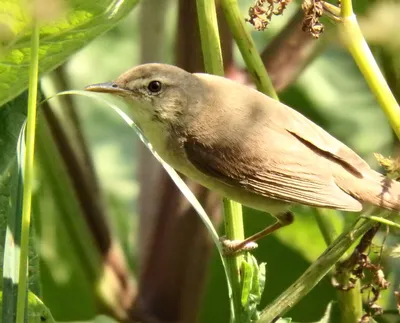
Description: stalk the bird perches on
xmin=86 ymin=63 xmax=400 ymax=253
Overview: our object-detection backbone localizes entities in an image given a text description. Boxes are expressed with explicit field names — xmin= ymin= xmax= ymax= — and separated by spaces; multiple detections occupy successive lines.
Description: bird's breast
xmin=138 ymin=119 xmax=287 ymax=214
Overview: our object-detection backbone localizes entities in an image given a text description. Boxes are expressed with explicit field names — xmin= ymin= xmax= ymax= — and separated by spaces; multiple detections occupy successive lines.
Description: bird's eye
xmin=147 ymin=80 xmax=162 ymax=93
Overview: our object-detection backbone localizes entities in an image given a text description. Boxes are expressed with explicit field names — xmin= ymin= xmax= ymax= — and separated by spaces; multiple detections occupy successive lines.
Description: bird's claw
xmin=219 ymin=236 xmax=258 ymax=256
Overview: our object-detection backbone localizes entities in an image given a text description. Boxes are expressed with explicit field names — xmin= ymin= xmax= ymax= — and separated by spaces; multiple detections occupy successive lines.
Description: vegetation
xmin=1 ymin=0 xmax=400 ymax=322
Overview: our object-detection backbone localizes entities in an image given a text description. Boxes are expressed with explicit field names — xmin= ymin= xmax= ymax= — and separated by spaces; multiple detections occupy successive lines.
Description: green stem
xmin=223 ymin=199 xmax=245 ymax=320
xmin=339 ymin=3 xmax=400 ymax=139
xmin=196 ymin=0 xmax=224 ymax=76
xmin=220 ymin=0 xmax=278 ymax=99
xmin=340 ymin=0 xmax=353 ymax=19
xmin=313 ymin=209 xmax=363 ymax=323
xmin=361 ymin=215 xmax=400 ymax=229
xmin=220 ymin=4 xmax=359 ymax=321
xmin=16 ymin=23 xmax=39 ymax=323
xmin=258 ymin=218 xmax=375 ymax=322
xmin=196 ymin=0 xmax=245 ymax=321
xmin=335 ymin=274 xmax=363 ymax=323
xmin=319 ymin=2 xmax=400 ymax=321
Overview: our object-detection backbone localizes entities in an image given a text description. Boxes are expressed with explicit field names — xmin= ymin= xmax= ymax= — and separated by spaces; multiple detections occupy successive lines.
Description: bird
xmin=85 ymin=63 xmax=400 ymax=253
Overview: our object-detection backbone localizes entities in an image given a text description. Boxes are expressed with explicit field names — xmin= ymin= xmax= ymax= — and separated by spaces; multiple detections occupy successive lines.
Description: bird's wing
xmin=282 ymin=105 xmax=371 ymax=177
xmin=183 ymin=101 xmax=366 ymax=211
xmin=184 ymin=133 xmax=362 ymax=211
xmin=185 ymin=74 xmax=368 ymax=211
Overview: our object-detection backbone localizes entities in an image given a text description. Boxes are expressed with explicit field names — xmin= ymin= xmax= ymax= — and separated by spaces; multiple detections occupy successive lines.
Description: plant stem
xmin=340 ymin=0 xmax=353 ymax=18
xmin=16 ymin=22 xmax=39 ymax=323
xmin=314 ymin=2 xmax=400 ymax=321
xmin=223 ymin=199 xmax=246 ymax=320
xmin=196 ymin=0 xmax=245 ymax=321
xmin=313 ymin=209 xmax=363 ymax=323
xmin=196 ymin=0 xmax=224 ymax=76
xmin=336 ymin=2 xmax=400 ymax=318
xmin=220 ymin=0 xmax=278 ymax=99
xmin=258 ymin=218 xmax=375 ymax=322
xmin=339 ymin=0 xmax=400 ymax=139
xmin=315 ymin=211 xmax=365 ymax=323
xmin=220 ymin=4 xmax=357 ymax=321
xmin=335 ymin=273 xmax=363 ymax=323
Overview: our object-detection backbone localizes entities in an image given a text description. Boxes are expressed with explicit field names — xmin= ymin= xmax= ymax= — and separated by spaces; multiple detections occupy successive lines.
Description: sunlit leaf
xmin=0 ymin=290 xmax=55 ymax=322
xmin=311 ymin=302 xmax=333 ymax=323
xmin=0 ymin=0 xmax=139 ymax=106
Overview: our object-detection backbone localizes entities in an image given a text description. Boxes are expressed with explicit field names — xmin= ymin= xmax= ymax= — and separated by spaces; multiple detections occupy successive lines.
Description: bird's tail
xmin=342 ymin=170 xmax=400 ymax=212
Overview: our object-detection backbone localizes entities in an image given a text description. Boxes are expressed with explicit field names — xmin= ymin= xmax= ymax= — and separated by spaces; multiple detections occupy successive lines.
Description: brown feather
xmin=184 ymin=134 xmax=363 ymax=211
xmin=89 ymin=63 xmax=400 ymax=214
xmin=180 ymin=73 xmax=399 ymax=212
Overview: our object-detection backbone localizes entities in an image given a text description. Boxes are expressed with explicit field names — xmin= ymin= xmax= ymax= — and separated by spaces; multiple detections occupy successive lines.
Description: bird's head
xmin=85 ymin=63 xmax=201 ymax=127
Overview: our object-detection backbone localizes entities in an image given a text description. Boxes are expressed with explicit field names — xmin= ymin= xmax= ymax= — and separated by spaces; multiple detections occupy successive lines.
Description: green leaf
xmin=239 ymin=254 xmax=267 ymax=322
xmin=241 ymin=258 xmax=254 ymax=309
xmin=258 ymin=262 xmax=266 ymax=299
xmin=0 ymin=92 xmax=34 ymax=321
xmin=0 ymin=0 xmax=139 ymax=107
xmin=0 ymin=92 xmax=27 ymax=285
xmin=0 ymin=290 xmax=55 ymax=322
xmin=311 ymin=302 xmax=333 ymax=323
xmin=26 ymin=291 xmax=55 ymax=323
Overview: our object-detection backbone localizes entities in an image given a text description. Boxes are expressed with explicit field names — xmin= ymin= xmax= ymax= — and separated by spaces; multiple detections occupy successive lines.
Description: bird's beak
xmin=84 ymin=82 xmax=129 ymax=95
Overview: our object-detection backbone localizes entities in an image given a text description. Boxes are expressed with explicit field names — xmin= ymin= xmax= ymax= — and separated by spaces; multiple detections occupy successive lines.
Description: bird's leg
xmin=221 ymin=211 xmax=294 ymax=256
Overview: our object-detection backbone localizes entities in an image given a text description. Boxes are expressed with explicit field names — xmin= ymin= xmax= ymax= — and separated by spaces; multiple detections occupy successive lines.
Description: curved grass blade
xmin=42 ymin=90 xmax=233 ymax=303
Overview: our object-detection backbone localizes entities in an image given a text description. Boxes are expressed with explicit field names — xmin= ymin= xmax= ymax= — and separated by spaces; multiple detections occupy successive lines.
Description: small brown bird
xmin=86 ymin=63 xmax=400 ymax=252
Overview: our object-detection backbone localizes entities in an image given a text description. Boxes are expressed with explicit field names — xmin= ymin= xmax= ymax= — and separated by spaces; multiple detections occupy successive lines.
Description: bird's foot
xmin=219 ymin=236 xmax=258 ymax=256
